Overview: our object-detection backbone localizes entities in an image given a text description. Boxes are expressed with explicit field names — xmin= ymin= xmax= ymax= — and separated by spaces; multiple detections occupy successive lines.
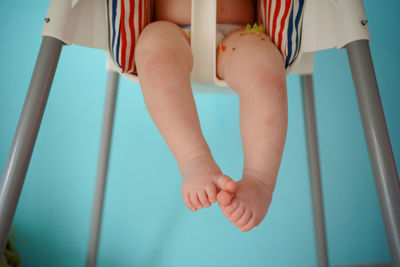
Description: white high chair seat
xmin=41 ymin=0 xmax=371 ymax=85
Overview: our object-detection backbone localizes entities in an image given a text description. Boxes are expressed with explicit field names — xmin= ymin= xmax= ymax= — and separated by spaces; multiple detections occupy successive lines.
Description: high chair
xmin=0 ymin=0 xmax=399 ymax=266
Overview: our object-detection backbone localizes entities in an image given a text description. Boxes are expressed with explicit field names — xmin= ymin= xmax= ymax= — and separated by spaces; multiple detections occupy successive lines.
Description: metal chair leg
xmin=86 ymin=71 xmax=119 ymax=267
xmin=345 ymin=39 xmax=400 ymax=267
xmin=0 ymin=36 xmax=64 ymax=258
xmin=301 ymin=74 xmax=330 ymax=267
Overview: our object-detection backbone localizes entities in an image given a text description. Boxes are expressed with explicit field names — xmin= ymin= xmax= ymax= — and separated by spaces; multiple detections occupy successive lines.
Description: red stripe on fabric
xmin=271 ymin=0 xmax=281 ymax=43
xmin=120 ymin=0 xmax=127 ymax=72
xmin=258 ymin=0 xmax=263 ymax=26
xmin=128 ymin=0 xmax=135 ymax=72
xmin=267 ymin=0 xmax=273 ymax=36
xmin=139 ymin=0 xmax=143 ymax=34
xmin=277 ymin=0 xmax=291 ymax=53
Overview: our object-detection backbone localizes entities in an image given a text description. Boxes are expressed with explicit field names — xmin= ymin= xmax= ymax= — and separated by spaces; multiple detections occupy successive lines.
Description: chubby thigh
xmin=216 ymin=28 xmax=285 ymax=90
xmin=134 ymin=21 xmax=192 ymax=77
xmin=134 ymin=21 xmax=285 ymax=91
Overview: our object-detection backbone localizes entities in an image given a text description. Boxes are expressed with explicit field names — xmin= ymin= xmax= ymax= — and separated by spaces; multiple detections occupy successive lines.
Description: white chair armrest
xmin=41 ymin=0 xmax=108 ymax=50
xmin=300 ymin=0 xmax=370 ymax=53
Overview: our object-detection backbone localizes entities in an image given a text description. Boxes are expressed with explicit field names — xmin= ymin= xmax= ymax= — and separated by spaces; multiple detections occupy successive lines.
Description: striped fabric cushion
xmin=258 ymin=0 xmax=305 ymax=68
xmin=108 ymin=0 xmax=152 ymax=74
xmin=108 ymin=0 xmax=304 ymax=74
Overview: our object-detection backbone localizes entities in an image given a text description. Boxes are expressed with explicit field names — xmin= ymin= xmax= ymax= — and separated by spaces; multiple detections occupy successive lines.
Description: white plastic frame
xmin=41 ymin=0 xmax=371 ymax=86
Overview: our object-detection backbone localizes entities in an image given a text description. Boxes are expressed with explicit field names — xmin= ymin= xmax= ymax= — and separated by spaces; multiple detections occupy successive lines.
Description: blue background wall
xmin=0 ymin=1 xmax=399 ymax=266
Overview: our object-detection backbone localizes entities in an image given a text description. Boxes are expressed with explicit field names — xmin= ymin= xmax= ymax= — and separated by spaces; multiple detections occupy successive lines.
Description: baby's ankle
xmin=179 ymin=153 xmax=221 ymax=178
xmin=242 ymin=170 xmax=276 ymax=191
xmin=178 ymin=146 xmax=214 ymax=167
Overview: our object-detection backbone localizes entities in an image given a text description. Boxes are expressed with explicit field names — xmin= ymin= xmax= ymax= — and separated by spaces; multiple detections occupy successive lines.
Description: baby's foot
xmin=180 ymin=156 xmax=237 ymax=211
xmin=217 ymin=175 xmax=274 ymax=232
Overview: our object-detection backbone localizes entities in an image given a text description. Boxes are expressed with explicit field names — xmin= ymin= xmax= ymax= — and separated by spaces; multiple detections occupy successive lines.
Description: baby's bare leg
xmin=135 ymin=21 xmax=236 ymax=211
xmin=216 ymin=29 xmax=287 ymax=231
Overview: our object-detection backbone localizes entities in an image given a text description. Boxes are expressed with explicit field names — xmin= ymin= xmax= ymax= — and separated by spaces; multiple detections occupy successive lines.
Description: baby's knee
xmin=250 ymin=60 xmax=286 ymax=90
xmin=227 ymin=52 xmax=286 ymax=101
xmin=230 ymin=60 xmax=286 ymax=95
xmin=242 ymin=46 xmax=285 ymax=84
xmin=136 ymin=21 xmax=181 ymax=53
xmin=223 ymin=41 xmax=284 ymax=87
xmin=135 ymin=21 xmax=193 ymax=73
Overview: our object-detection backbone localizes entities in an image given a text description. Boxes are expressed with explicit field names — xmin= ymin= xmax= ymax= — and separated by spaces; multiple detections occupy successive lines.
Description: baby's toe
xmin=205 ymin=184 xmax=217 ymax=203
xmin=229 ymin=205 xmax=245 ymax=223
xmin=190 ymin=192 xmax=202 ymax=209
xmin=217 ymin=175 xmax=237 ymax=194
xmin=221 ymin=198 xmax=239 ymax=217
xmin=217 ymin=190 xmax=233 ymax=207
xmin=235 ymin=210 xmax=252 ymax=229
xmin=183 ymin=193 xmax=196 ymax=211
xmin=198 ymin=190 xmax=211 ymax=208
xmin=241 ymin=215 xmax=258 ymax=232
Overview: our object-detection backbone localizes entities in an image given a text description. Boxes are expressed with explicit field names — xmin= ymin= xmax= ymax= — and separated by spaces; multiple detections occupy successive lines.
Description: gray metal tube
xmin=86 ymin=71 xmax=119 ymax=267
xmin=301 ymin=74 xmax=329 ymax=267
xmin=0 ymin=37 xmax=63 ymax=258
xmin=345 ymin=40 xmax=400 ymax=267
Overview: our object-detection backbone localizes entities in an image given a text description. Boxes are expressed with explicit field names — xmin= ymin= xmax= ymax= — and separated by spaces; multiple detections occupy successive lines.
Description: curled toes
xmin=205 ymin=184 xmax=217 ymax=203
xmin=241 ymin=215 xmax=258 ymax=232
xmin=190 ymin=193 xmax=202 ymax=209
xmin=183 ymin=194 xmax=196 ymax=211
xmin=222 ymin=198 xmax=239 ymax=217
xmin=229 ymin=205 xmax=245 ymax=223
xmin=198 ymin=190 xmax=210 ymax=208
xmin=235 ymin=210 xmax=252 ymax=228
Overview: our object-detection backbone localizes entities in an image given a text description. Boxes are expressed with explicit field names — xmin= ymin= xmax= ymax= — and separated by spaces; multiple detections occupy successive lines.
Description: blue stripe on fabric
xmin=114 ymin=0 xmax=121 ymax=68
xmin=293 ymin=0 xmax=304 ymax=60
xmin=285 ymin=2 xmax=295 ymax=67
xmin=116 ymin=26 xmax=121 ymax=68
xmin=111 ymin=0 xmax=121 ymax=68
xmin=111 ymin=0 xmax=117 ymax=61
